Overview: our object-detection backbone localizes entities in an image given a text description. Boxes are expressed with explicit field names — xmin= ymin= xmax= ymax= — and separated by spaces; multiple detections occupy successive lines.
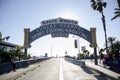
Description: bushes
xmin=0 ymin=51 xmax=11 ymax=63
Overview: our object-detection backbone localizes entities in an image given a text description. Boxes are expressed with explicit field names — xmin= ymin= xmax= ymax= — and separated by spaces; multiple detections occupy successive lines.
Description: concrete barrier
xmin=64 ymin=58 xmax=86 ymax=67
xmin=0 ymin=57 xmax=50 ymax=74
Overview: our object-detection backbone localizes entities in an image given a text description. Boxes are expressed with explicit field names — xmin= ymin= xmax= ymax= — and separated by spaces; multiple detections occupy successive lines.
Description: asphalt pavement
xmin=0 ymin=58 xmax=120 ymax=80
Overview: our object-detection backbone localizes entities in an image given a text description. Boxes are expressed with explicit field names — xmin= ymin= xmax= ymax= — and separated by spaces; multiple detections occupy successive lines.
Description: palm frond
xmin=93 ymin=5 xmax=97 ymax=10
xmin=111 ymin=14 xmax=120 ymax=20
xmin=114 ymin=8 xmax=120 ymax=10
xmin=114 ymin=8 xmax=120 ymax=14
xmin=97 ymin=4 xmax=103 ymax=12
xmin=111 ymin=7 xmax=120 ymax=20
xmin=108 ymin=37 xmax=116 ymax=43
xmin=103 ymin=2 xmax=107 ymax=8
xmin=114 ymin=11 xmax=120 ymax=14
xmin=91 ymin=0 xmax=97 ymax=10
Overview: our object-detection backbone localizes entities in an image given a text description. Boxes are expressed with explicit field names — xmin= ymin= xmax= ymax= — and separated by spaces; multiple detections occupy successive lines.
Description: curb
xmin=86 ymin=65 xmax=119 ymax=80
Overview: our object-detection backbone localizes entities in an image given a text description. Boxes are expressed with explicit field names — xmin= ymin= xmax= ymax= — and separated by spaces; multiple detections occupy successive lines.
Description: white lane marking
xmin=59 ymin=58 xmax=63 ymax=80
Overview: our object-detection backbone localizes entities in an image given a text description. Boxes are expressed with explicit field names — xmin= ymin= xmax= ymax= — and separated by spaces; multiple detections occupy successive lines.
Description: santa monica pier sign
xmin=23 ymin=17 xmax=97 ymax=58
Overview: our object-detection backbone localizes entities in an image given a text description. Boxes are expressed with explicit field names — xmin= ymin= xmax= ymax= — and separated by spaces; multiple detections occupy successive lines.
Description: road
xmin=16 ymin=58 xmax=109 ymax=80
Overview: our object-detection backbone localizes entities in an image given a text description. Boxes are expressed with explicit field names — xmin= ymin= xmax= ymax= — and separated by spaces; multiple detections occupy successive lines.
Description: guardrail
xmin=0 ymin=57 xmax=51 ymax=74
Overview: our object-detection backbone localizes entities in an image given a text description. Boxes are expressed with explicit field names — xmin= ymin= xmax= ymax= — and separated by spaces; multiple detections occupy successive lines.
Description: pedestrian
xmin=103 ymin=53 xmax=109 ymax=68
xmin=0 ymin=57 xmax=1 ymax=63
xmin=99 ymin=52 xmax=104 ymax=63
xmin=114 ymin=49 xmax=120 ymax=65
xmin=108 ymin=51 xmax=114 ymax=69
xmin=26 ymin=59 xmax=30 ymax=67
xmin=10 ymin=58 xmax=16 ymax=72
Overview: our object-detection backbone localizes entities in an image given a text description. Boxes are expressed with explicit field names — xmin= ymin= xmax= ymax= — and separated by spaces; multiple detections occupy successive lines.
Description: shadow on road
xmin=80 ymin=66 xmax=94 ymax=74
xmin=64 ymin=58 xmax=114 ymax=80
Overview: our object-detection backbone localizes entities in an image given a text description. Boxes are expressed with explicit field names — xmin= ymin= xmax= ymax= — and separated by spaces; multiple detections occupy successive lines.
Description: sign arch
xmin=29 ymin=17 xmax=92 ymax=44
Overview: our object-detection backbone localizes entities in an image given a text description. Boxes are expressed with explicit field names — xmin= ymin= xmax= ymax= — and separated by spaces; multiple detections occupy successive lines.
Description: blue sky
xmin=0 ymin=0 xmax=120 ymax=57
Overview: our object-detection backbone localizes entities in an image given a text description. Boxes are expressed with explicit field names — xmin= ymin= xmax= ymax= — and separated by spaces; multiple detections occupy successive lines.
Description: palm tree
xmin=114 ymin=41 xmax=120 ymax=50
xmin=77 ymin=53 xmax=84 ymax=59
xmin=83 ymin=50 xmax=89 ymax=57
xmin=107 ymin=37 xmax=116 ymax=52
xmin=15 ymin=46 xmax=23 ymax=61
xmin=90 ymin=0 xmax=108 ymax=53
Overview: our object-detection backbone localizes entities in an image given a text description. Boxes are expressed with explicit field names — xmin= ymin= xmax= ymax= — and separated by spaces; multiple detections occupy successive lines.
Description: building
xmin=0 ymin=41 xmax=21 ymax=52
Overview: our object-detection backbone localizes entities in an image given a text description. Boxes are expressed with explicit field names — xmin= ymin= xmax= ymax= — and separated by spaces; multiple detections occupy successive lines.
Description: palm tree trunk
xmin=94 ymin=47 xmax=98 ymax=65
xmin=117 ymin=0 xmax=120 ymax=8
xmin=101 ymin=11 xmax=108 ymax=53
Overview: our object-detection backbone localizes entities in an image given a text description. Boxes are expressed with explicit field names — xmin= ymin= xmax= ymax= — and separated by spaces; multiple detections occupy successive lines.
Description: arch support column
xmin=90 ymin=28 xmax=98 ymax=65
xmin=23 ymin=28 xmax=30 ymax=59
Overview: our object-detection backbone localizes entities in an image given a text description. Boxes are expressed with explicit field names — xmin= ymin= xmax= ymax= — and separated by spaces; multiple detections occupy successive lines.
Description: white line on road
xmin=59 ymin=58 xmax=63 ymax=80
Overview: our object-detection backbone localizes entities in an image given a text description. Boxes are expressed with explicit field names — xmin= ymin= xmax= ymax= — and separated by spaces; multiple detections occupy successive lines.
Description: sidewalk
xmin=0 ymin=63 xmax=40 ymax=80
xmin=65 ymin=58 xmax=120 ymax=80
xmin=85 ymin=59 xmax=120 ymax=80
xmin=85 ymin=59 xmax=107 ymax=68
